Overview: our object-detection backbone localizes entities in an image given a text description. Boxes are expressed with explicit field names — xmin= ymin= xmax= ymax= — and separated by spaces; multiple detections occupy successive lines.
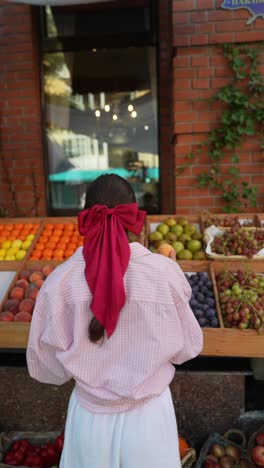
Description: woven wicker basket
xmin=0 ymin=431 xmax=60 ymax=468
xmin=247 ymin=424 xmax=264 ymax=467
xmin=194 ymin=431 xmax=251 ymax=468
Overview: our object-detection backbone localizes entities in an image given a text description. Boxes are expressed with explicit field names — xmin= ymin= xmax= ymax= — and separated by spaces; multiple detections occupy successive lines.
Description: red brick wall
xmin=0 ymin=1 xmax=46 ymax=217
xmin=0 ymin=0 xmax=263 ymax=216
xmin=172 ymin=0 xmax=264 ymax=214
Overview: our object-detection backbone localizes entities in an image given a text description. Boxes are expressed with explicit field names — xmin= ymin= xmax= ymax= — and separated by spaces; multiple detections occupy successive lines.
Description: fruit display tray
xmin=204 ymin=227 xmax=264 ymax=261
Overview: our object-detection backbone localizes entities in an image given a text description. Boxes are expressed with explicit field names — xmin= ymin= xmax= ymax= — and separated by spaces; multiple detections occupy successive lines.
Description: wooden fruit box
xmin=200 ymin=212 xmax=259 ymax=231
xmin=146 ymin=214 xmax=208 ymax=266
xmin=206 ymin=261 xmax=264 ymax=358
xmin=0 ymin=218 xmax=43 ymax=270
xmin=180 ymin=260 xmax=224 ymax=328
xmin=257 ymin=214 xmax=264 ymax=228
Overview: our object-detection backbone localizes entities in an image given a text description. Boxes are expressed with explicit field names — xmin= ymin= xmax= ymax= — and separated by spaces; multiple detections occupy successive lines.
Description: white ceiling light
xmin=131 ymin=111 xmax=137 ymax=118
xmin=104 ymin=105 xmax=110 ymax=112
xmin=128 ymin=105 xmax=134 ymax=112
xmin=95 ymin=110 xmax=101 ymax=117
xmin=112 ymin=114 xmax=118 ymax=121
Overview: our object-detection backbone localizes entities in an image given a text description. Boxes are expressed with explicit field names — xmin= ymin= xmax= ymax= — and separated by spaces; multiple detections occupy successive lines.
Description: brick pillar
xmin=0 ymin=2 xmax=46 ymax=217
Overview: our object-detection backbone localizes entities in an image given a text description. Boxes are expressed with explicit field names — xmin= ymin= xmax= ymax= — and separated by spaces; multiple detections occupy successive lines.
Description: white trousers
xmin=60 ymin=387 xmax=181 ymax=468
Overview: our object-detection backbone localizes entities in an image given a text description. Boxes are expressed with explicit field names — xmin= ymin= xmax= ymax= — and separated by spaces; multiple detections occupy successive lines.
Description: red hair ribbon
xmin=78 ymin=203 xmax=146 ymax=338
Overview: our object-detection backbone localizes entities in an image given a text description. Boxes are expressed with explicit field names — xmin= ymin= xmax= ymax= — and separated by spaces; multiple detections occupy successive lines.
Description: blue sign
xmin=222 ymin=0 xmax=264 ymax=24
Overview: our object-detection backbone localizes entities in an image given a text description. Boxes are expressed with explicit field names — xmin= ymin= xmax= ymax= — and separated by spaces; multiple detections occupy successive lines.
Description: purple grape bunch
xmin=185 ymin=272 xmax=219 ymax=328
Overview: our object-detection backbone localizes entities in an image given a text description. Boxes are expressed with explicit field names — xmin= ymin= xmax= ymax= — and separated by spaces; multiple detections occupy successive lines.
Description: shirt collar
xmin=129 ymin=242 xmax=151 ymax=259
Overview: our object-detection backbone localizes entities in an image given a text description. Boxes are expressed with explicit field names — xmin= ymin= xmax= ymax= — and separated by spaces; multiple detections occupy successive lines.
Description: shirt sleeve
xmin=26 ymin=277 xmax=73 ymax=385
xmin=168 ymin=261 xmax=203 ymax=364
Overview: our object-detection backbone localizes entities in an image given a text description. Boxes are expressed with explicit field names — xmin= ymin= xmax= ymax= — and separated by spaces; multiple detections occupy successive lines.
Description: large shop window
xmin=41 ymin=2 xmax=159 ymax=215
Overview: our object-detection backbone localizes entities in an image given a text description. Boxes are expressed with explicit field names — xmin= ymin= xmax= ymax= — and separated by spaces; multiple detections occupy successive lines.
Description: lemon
xmin=2 ymin=240 xmax=11 ymax=249
xmin=22 ymin=240 xmax=32 ymax=250
xmin=5 ymin=255 xmax=16 ymax=261
xmin=0 ymin=256 xmax=4 ymax=261
xmin=26 ymin=234 xmax=35 ymax=241
xmin=16 ymin=250 xmax=26 ymax=260
xmin=0 ymin=248 xmax=6 ymax=257
xmin=12 ymin=239 xmax=23 ymax=248
xmin=6 ymin=247 xmax=19 ymax=256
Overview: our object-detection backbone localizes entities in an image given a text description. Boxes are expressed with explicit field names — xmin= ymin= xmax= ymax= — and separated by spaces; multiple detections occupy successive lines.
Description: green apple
xmin=184 ymin=223 xmax=197 ymax=236
xmin=193 ymin=250 xmax=207 ymax=260
xmin=179 ymin=233 xmax=191 ymax=244
xmin=187 ymin=239 xmax=202 ymax=253
xmin=164 ymin=232 xmax=177 ymax=242
xmin=165 ymin=217 xmax=176 ymax=227
xmin=170 ymin=224 xmax=183 ymax=236
xmin=177 ymin=249 xmax=193 ymax=260
xmin=171 ymin=241 xmax=185 ymax=254
xmin=177 ymin=217 xmax=189 ymax=227
xmin=148 ymin=231 xmax=163 ymax=243
xmin=156 ymin=223 xmax=169 ymax=236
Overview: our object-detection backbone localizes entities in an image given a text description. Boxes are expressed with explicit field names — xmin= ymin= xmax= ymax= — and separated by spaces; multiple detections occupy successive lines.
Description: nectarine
xmin=18 ymin=270 xmax=31 ymax=281
xmin=29 ymin=271 xmax=44 ymax=284
xmin=25 ymin=286 xmax=38 ymax=301
xmin=34 ymin=279 xmax=44 ymax=290
xmin=19 ymin=299 xmax=35 ymax=315
xmin=42 ymin=264 xmax=54 ymax=277
xmin=15 ymin=279 xmax=29 ymax=290
xmin=9 ymin=287 xmax=25 ymax=302
xmin=14 ymin=312 xmax=32 ymax=322
xmin=0 ymin=312 xmax=14 ymax=322
xmin=3 ymin=299 xmax=19 ymax=315
xmin=156 ymin=243 xmax=175 ymax=257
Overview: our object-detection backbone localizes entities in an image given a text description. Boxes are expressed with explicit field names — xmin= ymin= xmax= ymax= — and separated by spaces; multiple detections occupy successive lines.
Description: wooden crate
xmin=256 ymin=214 xmax=264 ymax=228
xmin=180 ymin=260 xmax=224 ymax=328
xmin=203 ymin=261 xmax=264 ymax=357
xmin=146 ymin=214 xmax=208 ymax=267
xmin=200 ymin=212 xmax=259 ymax=231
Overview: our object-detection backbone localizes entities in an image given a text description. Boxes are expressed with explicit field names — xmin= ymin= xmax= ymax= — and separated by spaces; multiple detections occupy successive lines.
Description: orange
xmin=42 ymin=248 xmax=53 ymax=257
xmin=15 ymin=223 xmax=23 ymax=231
xmin=35 ymin=243 xmax=45 ymax=251
xmin=53 ymin=248 xmax=64 ymax=257
xmin=30 ymin=250 xmax=41 ymax=259
xmin=5 ymin=224 xmax=13 ymax=231
xmin=179 ymin=437 xmax=190 ymax=459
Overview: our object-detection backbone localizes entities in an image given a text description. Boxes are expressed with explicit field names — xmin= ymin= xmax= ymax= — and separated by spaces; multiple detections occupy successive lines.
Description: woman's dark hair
xmin=84 ymin=174 xmax=136 ymax=344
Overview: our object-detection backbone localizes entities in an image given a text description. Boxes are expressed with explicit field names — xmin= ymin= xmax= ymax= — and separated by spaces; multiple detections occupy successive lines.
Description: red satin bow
xmin=78 ymin=203 xmax=146 ymax=338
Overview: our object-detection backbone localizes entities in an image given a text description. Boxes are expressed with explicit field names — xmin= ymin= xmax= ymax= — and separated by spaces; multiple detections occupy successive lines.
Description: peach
xmin=34 ymin=279 xmax=44 ymax=290
xmin=9 ymin=287 xmax=25 ymax=302
xmin=3 ymin=299 xmax=19 ymax=315
xmin=19 ymin=299 xmax=35 ymax=315
xmin=15 ymin=279 xmax=29 ymax=290
xmin=14 ymin=312 xmax=32 ymax=322
xmin=25 ymin=285 xmax=39 ymax=301
xmin=156 ymin=243 xmax=175 ymax=257
xmin=42 ymin=264 xmax=54 ymax=277
xmin=18 ymin=270 xmax=31 ymax=281
xmin=29 ymin=271 xmax=44 ymax=284
xmin=0 ymin=312 xmax=14 ymax=322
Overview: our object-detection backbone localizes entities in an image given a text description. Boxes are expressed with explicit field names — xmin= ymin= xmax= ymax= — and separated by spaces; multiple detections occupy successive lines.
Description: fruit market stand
xmin=0 ymin=214 xmax=263 ymax=357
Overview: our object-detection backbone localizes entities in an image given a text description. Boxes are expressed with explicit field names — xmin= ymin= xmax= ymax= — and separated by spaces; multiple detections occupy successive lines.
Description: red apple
xmin=256 ymin=433 xmax=264 ymax=447
xmin=251 ymin=446 xmax=264 ymax=466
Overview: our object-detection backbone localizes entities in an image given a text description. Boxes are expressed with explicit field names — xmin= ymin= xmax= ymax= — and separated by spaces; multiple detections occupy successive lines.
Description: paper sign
xmin=222 ymin=0 xmax=264 ymax=24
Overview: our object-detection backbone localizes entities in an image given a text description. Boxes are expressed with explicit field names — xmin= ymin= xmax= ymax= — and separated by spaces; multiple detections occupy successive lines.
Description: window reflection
xmin=44 ymin=47 xmax=159 ymax=212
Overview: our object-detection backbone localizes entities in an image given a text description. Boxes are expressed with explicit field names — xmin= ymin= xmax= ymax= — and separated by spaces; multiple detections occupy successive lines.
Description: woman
xmin=27 ymin=174 xmax=203 ymax=468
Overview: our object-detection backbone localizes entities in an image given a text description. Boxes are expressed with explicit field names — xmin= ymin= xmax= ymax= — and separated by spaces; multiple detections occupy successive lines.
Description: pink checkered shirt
xmin=27 ymin=243 xmax=203 ymax=413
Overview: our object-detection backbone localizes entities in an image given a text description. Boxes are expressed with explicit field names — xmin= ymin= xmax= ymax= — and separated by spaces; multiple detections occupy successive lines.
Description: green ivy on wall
xmin=177 ymin=43 xmax=264 ymax=213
